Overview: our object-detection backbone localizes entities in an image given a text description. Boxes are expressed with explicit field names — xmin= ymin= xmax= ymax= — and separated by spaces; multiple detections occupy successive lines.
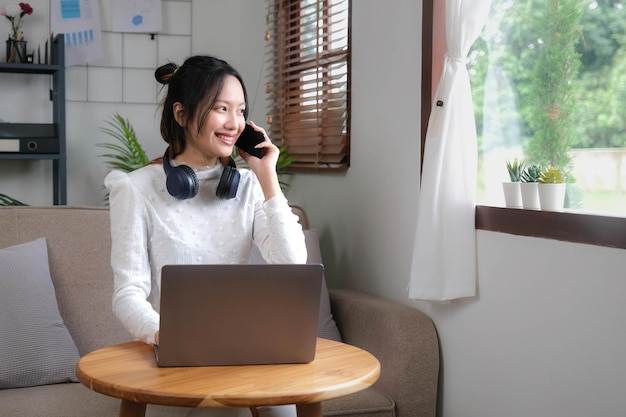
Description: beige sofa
xmin=0 ymin=205 xmax=439 ymax=417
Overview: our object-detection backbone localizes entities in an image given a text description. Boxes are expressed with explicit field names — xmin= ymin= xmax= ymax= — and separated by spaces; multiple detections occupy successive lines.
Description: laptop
xmin=155 ymin=263 xmax=323 ymax=367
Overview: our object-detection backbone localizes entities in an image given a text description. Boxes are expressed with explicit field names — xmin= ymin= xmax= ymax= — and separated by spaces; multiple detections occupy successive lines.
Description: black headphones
xmin=162 ymin=148 xmax=240 ymax=200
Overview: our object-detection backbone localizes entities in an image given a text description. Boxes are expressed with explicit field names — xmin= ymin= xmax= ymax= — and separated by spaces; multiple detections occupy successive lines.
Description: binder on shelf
xmin=0 ymin=123 xmax=59 ymax=154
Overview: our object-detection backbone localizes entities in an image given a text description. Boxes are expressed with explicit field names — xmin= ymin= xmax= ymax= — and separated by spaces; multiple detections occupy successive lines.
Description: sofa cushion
xmin=0 ymin=382 xmax=121 ymax=417
xmin=303 ymin=229 xmax=342 ymax=342
xmin=249 ymin=229 xmax=342 ymax=342
xmin=0 ymin=206 xmax=133 ymax=356
xmin=0 ymin=238 xmax=80 ymax=389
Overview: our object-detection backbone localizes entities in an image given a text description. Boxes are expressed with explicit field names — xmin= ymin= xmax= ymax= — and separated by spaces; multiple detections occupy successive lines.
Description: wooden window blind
xmin=265 ymin=0 xmax=351 ymax=172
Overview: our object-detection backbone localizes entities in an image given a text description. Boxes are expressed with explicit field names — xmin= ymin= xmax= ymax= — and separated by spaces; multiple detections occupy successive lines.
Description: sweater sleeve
xmin=253 ymin=192 xmax=308 ymax=264
xmin=105 ymin=170 xmax=159 ymax=345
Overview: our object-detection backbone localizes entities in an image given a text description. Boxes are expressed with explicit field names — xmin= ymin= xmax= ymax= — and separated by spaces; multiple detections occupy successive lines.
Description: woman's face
xmin=177 ymin=75 xmax=246 ymax=166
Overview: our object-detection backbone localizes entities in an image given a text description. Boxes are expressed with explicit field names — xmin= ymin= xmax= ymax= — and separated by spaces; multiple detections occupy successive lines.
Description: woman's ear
xmin=173 ymin=102 xmax=187 ymax=127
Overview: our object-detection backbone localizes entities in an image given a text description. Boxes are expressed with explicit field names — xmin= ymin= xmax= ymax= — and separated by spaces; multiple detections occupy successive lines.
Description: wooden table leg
xmin=119 ymin=400 xmax=147 ymax=417
xmin=295 ymin=402 xmax=322 ymax=417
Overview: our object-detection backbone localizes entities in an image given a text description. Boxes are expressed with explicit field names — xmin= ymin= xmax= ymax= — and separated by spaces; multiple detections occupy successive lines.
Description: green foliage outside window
xmin=524 ymin=0 xmax=582 ymax=173
xmin=469 ymin=0 xmax=626 ymax=213
xmin=470 ymin=0 xmax=626 ymax=154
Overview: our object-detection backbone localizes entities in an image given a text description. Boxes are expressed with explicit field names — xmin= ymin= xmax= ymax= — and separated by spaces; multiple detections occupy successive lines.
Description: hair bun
xmin=155 ymin=62 xmax=179 ymax=85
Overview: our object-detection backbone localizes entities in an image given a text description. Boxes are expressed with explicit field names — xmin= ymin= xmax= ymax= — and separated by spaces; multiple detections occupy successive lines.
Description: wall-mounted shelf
xmin=0 ymin=34 xmax=66 ymax=205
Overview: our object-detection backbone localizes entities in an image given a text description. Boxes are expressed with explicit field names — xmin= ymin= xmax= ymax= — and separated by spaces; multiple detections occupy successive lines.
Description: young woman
xmin=105 ymin=56 xmax=306 ymax=417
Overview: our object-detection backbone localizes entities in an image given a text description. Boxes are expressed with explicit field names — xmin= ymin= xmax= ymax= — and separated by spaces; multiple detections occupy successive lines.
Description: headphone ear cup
xmin=216 ymin=165 xmax=240 ymax=200
xmin=163 ymin=150 xmax=199 ymax=200
xmin=166 ymin=164 xmax=199 ymax=200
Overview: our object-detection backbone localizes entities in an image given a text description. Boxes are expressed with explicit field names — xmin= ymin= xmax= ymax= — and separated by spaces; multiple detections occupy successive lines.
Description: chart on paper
xmin=50 ymin=0 xmax=103 ymax=66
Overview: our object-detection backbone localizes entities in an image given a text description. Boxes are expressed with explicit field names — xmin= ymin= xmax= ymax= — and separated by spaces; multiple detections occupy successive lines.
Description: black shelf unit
xmin=0 ymin=34 xmax=66 ymax=205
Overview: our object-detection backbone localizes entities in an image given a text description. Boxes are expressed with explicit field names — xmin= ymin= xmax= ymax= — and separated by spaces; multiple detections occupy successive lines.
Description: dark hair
xmin=155 ymin=56 xmax=249 ymax=157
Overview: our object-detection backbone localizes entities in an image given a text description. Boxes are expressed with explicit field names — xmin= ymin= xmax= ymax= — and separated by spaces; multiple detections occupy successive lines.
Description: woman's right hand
xmin=155 ymin=330 xmax=160 ymax=345
xmin=241 ymin=121 xmax=282 ymax=201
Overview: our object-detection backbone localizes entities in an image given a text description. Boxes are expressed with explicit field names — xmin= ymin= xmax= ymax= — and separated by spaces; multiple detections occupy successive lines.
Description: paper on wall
xmin=50 ymin=0 xmax=103 ymax=66
xmin=112 ymin=0 xmax=162 ymax=33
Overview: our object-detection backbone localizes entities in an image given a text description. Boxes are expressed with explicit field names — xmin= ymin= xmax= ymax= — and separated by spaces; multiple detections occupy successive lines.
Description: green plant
xmin=0 ymin=192 xmax=27 ymax=206
xmin=521 ymin=164 xmax=542 ymax=183
xmin=505 ymin=158 xmax=525 ymax=182
xmin=524 ymin=0 xmax=581 ymax=172
xmin=98 ymin=113 xmax=149 ymax=172
xmin=234 ymin=145 xmax=294 ymax=192
xmin=538 ymin=166 xmax=565 ymax=184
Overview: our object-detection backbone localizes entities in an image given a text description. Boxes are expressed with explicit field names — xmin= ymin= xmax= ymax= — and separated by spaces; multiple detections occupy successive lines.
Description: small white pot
xmin=520 ymin=182 xmax=540 ymax=210
xmin=502 ymin=182 xmax=522 ymax=208
xmin=538 ymin=183 xmax=566 ymax=211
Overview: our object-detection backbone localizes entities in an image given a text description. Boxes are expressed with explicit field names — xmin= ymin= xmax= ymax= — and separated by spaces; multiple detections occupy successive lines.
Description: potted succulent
xmin=503 ymin=158 xmax=524 ymax=208
xmin=520 ymin=164 xmax=542 ymax=210
xmin=537 ymin=166 xmax=566 ymax=211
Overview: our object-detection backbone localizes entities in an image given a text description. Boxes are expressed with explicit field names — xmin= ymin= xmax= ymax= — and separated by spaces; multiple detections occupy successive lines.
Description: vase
xmin=502 ymin=182 xmax=522 ymax=208
xmin=6 ymin=39 xmax=28 ymax=63
xmin=520 ymin=182 xmax=540 ymax=210
xmin=538 ymin=183 xmax=566 ymax=212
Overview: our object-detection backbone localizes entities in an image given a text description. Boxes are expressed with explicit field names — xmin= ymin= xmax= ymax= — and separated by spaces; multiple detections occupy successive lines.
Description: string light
xmin=263 ymin=2 xmax=273 ymax=127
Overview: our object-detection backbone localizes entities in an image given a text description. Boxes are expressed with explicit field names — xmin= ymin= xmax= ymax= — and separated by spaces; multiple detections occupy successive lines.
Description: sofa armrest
xmin=328 ymin=289 xmax=439 ymax=417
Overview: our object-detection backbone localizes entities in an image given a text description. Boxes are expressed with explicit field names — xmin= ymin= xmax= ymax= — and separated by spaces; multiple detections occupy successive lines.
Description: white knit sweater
xmin=104 ymin=162 xmax=307 ymax=344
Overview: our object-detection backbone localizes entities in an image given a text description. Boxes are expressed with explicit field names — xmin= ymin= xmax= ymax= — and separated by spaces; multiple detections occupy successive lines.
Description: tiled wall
xmin=66 ymin=0 xmax=192 ymax=104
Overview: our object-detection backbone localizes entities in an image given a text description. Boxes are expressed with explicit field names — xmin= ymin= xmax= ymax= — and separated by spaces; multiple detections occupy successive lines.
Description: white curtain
xmin=408 ymin=0 xmax=491 ymax=301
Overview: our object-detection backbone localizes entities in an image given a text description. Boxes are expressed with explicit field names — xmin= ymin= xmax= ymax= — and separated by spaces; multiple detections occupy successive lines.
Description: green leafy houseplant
xmin=0 ymin=192 xmax=27 ymax=206
xmin=233 ymin=145 xmax=294 ymax=192
xmin=505 ymin=158 xmax=525 ymax=182
xmin=98 ymin=113 xmax=149 ymax=172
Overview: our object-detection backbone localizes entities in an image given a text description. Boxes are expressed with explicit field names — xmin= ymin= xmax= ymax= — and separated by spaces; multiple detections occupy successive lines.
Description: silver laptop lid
xmin=157 ymin=263 xmax=323 ymax=367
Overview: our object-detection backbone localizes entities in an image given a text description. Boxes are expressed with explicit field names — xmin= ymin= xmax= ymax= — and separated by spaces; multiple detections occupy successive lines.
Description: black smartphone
xmin=235 ymin=124 xmax=266 ymax=158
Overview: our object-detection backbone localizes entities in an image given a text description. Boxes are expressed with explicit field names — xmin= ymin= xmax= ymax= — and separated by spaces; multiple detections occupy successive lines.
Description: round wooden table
xmin=76 ymin=338 xmax=380 ymax=417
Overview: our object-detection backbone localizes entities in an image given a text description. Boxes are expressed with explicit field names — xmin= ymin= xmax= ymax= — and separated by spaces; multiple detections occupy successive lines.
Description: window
xmin=422 ymin=0 xmax=626 ymax=249
xmin=469 ymin=0 xmax=626 ymax=217
xmin=265 ymin=0 xmax=351 ymax=172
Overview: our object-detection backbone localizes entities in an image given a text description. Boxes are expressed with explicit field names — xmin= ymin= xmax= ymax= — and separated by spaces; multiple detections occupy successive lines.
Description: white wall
xmin=423 ymin=232 xmax=626 ymax=417
xmin=2 ymin=1 xmax=626 ymax=416
xmin=262 ymin=2 xmax=626 ymax=416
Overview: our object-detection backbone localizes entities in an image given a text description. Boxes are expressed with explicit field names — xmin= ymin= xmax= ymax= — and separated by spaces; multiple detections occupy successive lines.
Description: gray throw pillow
xmin=0 ymin=238 xmax=80 ymax=389
xmin=249 ymin=230 xmax=342 ymax=342
xmin=302 ymin=230 xmax=342 ymax=342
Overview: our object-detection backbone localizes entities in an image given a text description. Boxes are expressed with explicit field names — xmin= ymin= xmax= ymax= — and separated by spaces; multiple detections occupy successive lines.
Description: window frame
xmin=266 ymin=0 xmax=351 ymax=173
xmin=421 ymin=0 xmax=626 ymax=250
